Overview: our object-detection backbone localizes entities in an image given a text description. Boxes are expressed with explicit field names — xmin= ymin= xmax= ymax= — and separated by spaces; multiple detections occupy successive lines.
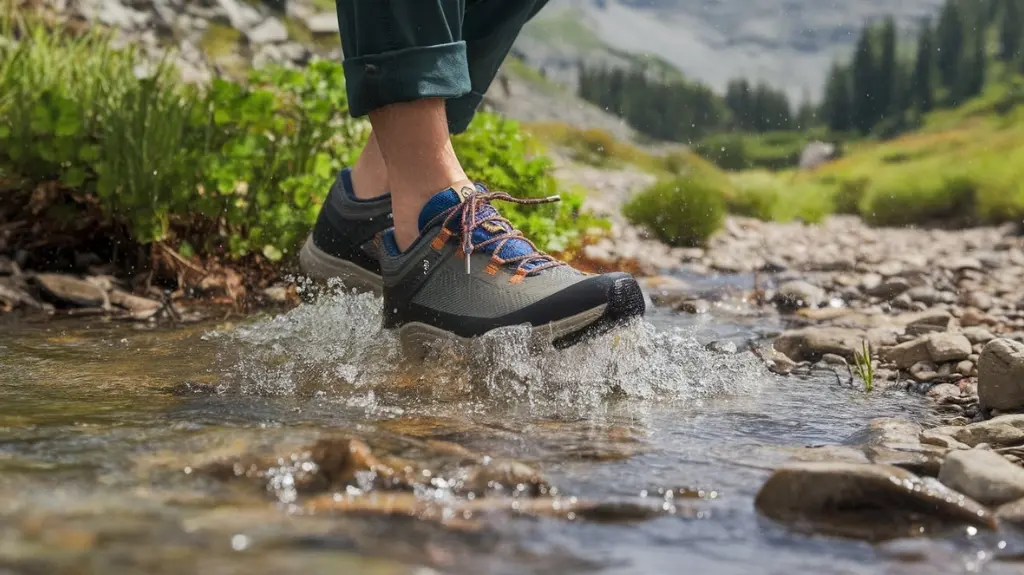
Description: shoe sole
xmin=397 ymin=276 xmax=646 ymax=360
xmin=298 ymin=236 xmax=383 ymax=296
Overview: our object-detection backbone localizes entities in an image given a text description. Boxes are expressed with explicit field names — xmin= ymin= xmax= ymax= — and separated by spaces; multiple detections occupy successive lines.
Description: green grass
xmin=853 ymin=341 xmax=875 ymax=393
xmin=521 ymin=7 xmax=605 ymax=51
xmin=0 ymin=16 xmax=601 ymax=266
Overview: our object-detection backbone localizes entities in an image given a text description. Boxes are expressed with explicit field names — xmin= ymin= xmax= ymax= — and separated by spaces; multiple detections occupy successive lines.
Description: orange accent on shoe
xmin=509 ymin=269 xmax=528 ymax=284
xmin=485 ymin=263 xmax=500 ymax=275
xmin=431 ymin=228 xmax=451 ymax=250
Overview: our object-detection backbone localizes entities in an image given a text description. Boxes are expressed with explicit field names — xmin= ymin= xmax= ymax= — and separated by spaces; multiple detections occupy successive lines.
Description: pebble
xmin=977 ymin=339 xmax=1024 ymax=411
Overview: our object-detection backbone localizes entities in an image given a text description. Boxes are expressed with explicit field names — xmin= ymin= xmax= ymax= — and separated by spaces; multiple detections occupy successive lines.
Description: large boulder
xmin=978 ymin=339 xmax=1024 ymax=411
xmin=938 ymin=449 xmax=1024 ymax=506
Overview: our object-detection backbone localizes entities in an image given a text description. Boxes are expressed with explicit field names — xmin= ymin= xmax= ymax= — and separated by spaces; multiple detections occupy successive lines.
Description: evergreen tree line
xmin=821 ymin=0 xmax=1023 ymax=135
xmin=575 ymin=0 xmax=1024 ymax=143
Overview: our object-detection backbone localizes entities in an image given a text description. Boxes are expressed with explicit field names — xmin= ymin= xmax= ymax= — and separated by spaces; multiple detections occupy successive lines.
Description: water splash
xmin=209 ymin=283 xmax=768 ymax=410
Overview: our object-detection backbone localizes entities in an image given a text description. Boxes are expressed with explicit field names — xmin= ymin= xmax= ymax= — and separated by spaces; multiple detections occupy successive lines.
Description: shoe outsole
xmin=398 ymin=276 xmax=646 ymax=360
xmin=298 ymin=236 xmax=383 ymax=296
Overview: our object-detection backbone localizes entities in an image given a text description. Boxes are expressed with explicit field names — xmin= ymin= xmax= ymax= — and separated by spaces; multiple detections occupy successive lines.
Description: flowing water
xmin=0 ymin=283 xmax=1021 ymax=574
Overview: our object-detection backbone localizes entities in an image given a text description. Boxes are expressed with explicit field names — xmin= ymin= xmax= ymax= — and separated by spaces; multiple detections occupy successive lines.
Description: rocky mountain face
xmin=518 ymin=0 xmax=947 ymax=101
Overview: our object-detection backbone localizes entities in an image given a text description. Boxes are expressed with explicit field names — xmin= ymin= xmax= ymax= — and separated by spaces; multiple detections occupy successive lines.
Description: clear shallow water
xmin=0 ymin=288 xmax=1020 ymax=574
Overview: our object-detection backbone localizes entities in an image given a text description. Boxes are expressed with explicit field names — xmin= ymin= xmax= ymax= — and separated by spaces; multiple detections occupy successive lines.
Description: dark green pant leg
xmin=446 ymin=0 xmax=551 ymax=134
xmin=335 ymin=0 xmax=471 ymax=118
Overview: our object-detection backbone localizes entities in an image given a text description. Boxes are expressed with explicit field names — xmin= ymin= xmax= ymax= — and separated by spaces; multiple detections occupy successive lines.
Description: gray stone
xmin=944 ymin=257 xmax=983 ymax=272
xmin=926 ymin=333 xmax=972 ymax=363
xmin=304 ymin=13 xmax=339 ymax=35
xmin=930 ymin=415 xmax=1024 ymax=448
xmin=798 ymin=141 xmax=836 ymax=170
xmin=907 ymin=286 xmax=941 ymax=305
xmin=108 ymin=290 xmax=161 ymax=312
xmin=866 ymin=278 xmax=911 ymax=299
xmin=978 ymin=339 xmax=1024 ymax=411
xmin=996 ymin=497 xmax=1024 ymax=526
xmin=786 ymin=445 xmax=870 ymax=464
xmin=883 ymin=337 xmax=931 ymax=369
xmin=246 ymin=18 xmax=289 ymax=44
xmin=909 ymin=361 xmax=938 ymax=382
xmin=927 ymin=383 xmax=962 ymax=401
xmin=956 ymin=360 xmax=975 ymax=376
xmin=217 ymin=0 xmax=263 ymax=30
xmin=938 ymin=448 xmax=1024 ymax=506
xmin=961 ymin=291 xmax=994 ymax=311
xmin=962 ymin=327 xmax=996 ymax=345
xmin=848 ymin=418 xmax=922 ymax=446
xmin=920 ymin=429 xmax=969 ymax=450
xmin=772 ymin=280 xmax=825 ymax=312
xmin=755 ymin=462 xmax=995 ymax=539
xmin=33 ymin=274 xmax=107 ymax=308
xmin=773 ymin=327 xmax=864 ymax=362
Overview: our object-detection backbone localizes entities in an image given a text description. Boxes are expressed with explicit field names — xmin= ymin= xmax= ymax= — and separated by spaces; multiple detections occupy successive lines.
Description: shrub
xmin=0 ymin=20 xmax=599 ymax=264
xmin=623 ymin=177 xmax=725 ymax=247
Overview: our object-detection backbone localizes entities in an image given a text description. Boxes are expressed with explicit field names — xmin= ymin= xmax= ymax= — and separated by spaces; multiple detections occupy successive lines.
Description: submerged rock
xmin=755 ymin=462 xmax=995 ymax=541
xmin=939 ymin=449 xmax=1024 ymax=506
xmin=772 ymin=280 xmax=825 ymax=312
xmin=978 ymin=339 xmax=1024 ymax=411
xmin=773 ymin=327 xmax=863 ymax=362
xmin=459 ymin=459 xmax=549 ymax=496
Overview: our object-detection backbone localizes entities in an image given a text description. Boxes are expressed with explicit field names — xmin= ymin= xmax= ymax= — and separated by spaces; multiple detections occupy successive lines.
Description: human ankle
xmin=350 ymin=133 xmax=389 ymax=200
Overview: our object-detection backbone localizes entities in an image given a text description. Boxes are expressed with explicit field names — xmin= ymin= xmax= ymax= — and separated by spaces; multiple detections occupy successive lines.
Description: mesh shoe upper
xmin=381 ymin=185 xmax=645 ymax=337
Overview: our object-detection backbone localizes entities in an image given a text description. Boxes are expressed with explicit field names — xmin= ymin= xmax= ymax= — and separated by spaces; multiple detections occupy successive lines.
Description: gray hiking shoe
xmin=380 ymin=184 xmax=646 ymax=355
xmin=299 ymin=168 xmax=391 ymax=295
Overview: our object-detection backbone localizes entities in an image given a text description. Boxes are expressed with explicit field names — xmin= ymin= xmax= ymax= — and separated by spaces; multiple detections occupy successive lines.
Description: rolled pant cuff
xmin=446 ymin=91 xmax=485 ymax=134
xmin=343 ymin=42 xmax=472 ymax=118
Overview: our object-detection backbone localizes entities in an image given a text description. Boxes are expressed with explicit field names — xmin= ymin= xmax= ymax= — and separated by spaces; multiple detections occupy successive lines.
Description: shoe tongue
xmin=416 ymin=186 xmax=544 ymax=270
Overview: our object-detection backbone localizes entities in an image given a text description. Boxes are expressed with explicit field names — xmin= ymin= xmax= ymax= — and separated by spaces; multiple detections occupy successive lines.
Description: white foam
xmin=209 ymin=283 xmax=768 ymax=411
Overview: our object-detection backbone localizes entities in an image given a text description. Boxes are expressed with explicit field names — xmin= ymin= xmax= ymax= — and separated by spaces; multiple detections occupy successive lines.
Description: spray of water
xmin=207 ymin=280 xmax=769 ymax=412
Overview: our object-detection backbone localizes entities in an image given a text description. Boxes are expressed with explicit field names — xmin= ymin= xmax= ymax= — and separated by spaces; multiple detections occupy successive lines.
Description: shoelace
xmin=436 ymin=188 xmax=567 ymax=277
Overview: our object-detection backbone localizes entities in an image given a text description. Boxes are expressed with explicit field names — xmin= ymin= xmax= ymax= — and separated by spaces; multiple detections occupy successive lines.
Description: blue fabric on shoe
xmin=381 ymin=229 xmax=402 ymax=258
xmin=417 ymin=186 xmax=542 ymax=269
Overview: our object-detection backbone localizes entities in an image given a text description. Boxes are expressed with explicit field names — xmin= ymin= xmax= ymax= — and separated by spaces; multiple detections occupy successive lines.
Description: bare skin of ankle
xmin=369 ymin=98 xmax=471 ymax=251
xmin=349 ymin=132 xmax=389 ymax=200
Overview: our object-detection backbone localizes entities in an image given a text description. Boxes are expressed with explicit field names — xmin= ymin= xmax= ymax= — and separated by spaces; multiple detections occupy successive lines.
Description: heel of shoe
xmin=298 ymin=236 xmax=384 ymax=296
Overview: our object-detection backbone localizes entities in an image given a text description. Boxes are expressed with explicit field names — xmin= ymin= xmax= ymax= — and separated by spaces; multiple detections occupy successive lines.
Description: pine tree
xmin=936 ymin=0 xmax=964 ymax=94
xmin=912 ymin=19 xmax=936 ymax=112
xmin=1000 ymin=0 xmax=1023 ymax=61
xmin=796 ymin=88 xmax=816 ymax=130
xmin=851 ymin=24 xmax=877 ymax=133
xmin=822 ymin=63 xmax=853 ymax=132
xmin=962 ymin=15 xmax=987 ymax=99
xmin=878 ymin=17 xmax=898 ymax=118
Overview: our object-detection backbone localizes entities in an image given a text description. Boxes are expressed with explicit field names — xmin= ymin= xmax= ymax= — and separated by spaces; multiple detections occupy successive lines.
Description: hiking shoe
xmin=299 ymin=168 xmax=391 ymax=295
xmin=380 ymin=184 xmax=646 ymax=355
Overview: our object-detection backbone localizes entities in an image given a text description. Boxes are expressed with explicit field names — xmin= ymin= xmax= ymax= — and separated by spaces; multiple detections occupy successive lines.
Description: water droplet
xmin=231 ymin=534 xmax=250 ymax=551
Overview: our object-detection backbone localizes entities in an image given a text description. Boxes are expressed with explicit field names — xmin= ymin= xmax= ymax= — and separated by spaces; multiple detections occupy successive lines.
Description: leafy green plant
xmin=0 ymin=20 xmax=599 ymax=266
xmin=623 ymin=176 xmax=725 ymax=247
xmin=853 ymin=340 xmax=875 ymax=392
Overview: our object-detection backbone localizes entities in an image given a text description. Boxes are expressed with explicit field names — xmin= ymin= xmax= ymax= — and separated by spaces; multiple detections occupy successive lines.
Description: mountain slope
xmin=518 ymin=0 xmax=946 ymax=101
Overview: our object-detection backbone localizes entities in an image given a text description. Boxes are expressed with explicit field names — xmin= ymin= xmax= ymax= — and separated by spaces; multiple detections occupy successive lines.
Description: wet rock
xmin=705 ymin=340 xmax=738 ymax=355
xmin=938 ymin=449 xmax=1024 ymax=506
xmin=930 ymin=415 xmax=1024 ymax=448
xmin=907 ymin=286 xmax=941 ymax=305
xmin=928 ymin=383 xmax=963 ymax=402
xmin=459 ymin=459 xmax=549 ymax=496
xmin=773 ymin=327 xmax=863 ymax=362
xmin=820 ymin=353 xmax=847 ymax=367
xmin=926 ymin=333 xmax=972 ymax=363
xmin=786 ymin=445 xmax=870 ymax=464
xmin=674 ymin=299 xmax=710 ymax=314
xmin=978 ymin=339 xmax=1024 ymax=411
xmin=849 ymin=418 xmax=922 ymax=446
xmin=772 ymin=280 xmax=825 ymax=312
xmin=884 ymin=338 xmax=932 ymax=369
xmin=754 ymin=462 xmax=995 ymax=540
xmin=905 ymin=310 xmax=953 ymax=334
xmin=865 ymin=444 xmax=947 ymax=478
xmin=108 ymin=289 xmax=161 ymax=312
xmin=246 ymin=17 xmax=288 ymax=44
xmin=33 ymin=274 xmax=107 ymax=308
xmin=866 ymin=278 xmax=911 ymax=299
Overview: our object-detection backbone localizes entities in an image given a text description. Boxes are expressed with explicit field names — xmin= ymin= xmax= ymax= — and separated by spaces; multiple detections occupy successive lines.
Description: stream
xmin=0 ymin=283 xmax=1019 ymax=574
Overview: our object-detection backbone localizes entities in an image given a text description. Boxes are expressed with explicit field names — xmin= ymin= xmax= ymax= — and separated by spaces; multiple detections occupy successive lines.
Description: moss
xmin=199 ymin=22 xmax=241 ymax=58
